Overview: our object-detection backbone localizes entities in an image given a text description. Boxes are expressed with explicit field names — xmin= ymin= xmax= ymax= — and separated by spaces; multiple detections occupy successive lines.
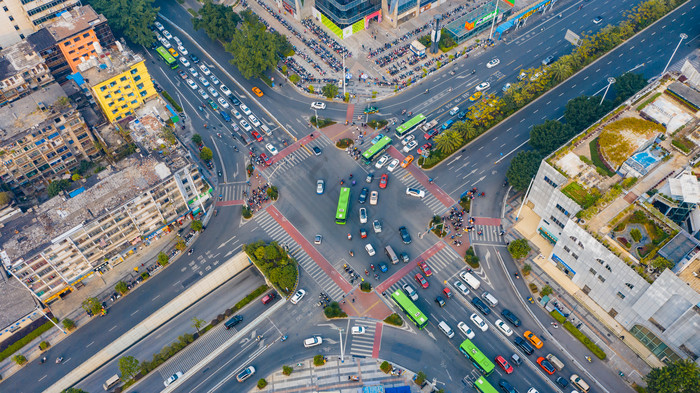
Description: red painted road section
xmin=346 ymin=103 xmax=355 ymax=123
xmin=474 ymin=217 xmax=501 ymax=226
xmin=372 ymin=322 xmax=383 ymax=358
xmin=265 ymin=133 xmax=317 ymax=166
xmin=376 ymin=242 xmax=446 ymax=293
xmin=216 ymin=200 xmax=244 ymax=206
xmin=385 ymin=146 xmax=456 ymax=209
xmin=266 ymin=205 xmax=353 ymax=293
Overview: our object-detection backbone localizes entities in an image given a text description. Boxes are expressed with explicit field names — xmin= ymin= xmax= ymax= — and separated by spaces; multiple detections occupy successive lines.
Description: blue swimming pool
xmin=632 ymin=151 xmax=659 ymax=168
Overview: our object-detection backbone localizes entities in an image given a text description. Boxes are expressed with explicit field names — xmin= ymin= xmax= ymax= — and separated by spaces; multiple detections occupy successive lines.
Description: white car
xmin=159 ymin=37 xmax=171 ymax=48
xmin=351 ymin=326 xmax=366 ymax=335
xmin=236 ymin=366 xmax=255 ymax=382
xmin=526 ymin=389 xmax=539 ymax=393
xmin=207 ymin=86 xmax=219 ymax=98
xmin=188 ymin=67 xmax=198 ymax=77
xmin=454 ymin=281 xmax=470 ymax=296
xmin=475 ymin=82 xmax=490 ymax=91
xmin=406 ymin=187 xmax=425 ymax=198
xmin=449 ymin=106 xmax=460 ymax=116
xmin=172 ymin=36 xmax=181 ymax=46
xmin=486 ymin=58 xmax=500 ymax=68
xmin=239 ymin=104 xmax=252 ymax=115
xmin=364 ymin=243 xmax=375 ymax=256
xmin=458 ymin=321 xmax=476 ymax=339
xmin=162 ymin=30 xmax=172 ymax=39
xmin=402 ymin=140 xmax=418 ymax=152
xmin=177 ymin=45 xmax=188 ymax=56
xmin=359 ymin=207 xmax=368 ymax=224
xmin=232 ymin=110 xmax=242 ymax=119
xmin=240 ymin=120 xmax=252 ymax=132
xmin=470 ymin=313 xmax=488 ymax=332
xmin=164 ymin=371 xmax=183 ymax=387
xmin=303 ymin=336 xmax=323 ymax=348
xmin=248 ymin=115 xmax=261 ymax=127
xmin=220 ymin=84 xmax=232 ymax=96
xmin=210 ymin=75 xmax=220 ymax=85
xmin=198 ymin=76 xmax=210 ymax=87
xmin=198 ymin=64 xmax=211 ymax=75
xmin=179 ymin=57 xmax=190 ymax=67
xmin=387 ymin=159 xmax=399 ymax=172
xmin=372 ymin=219 xmax=382 ymax=233
xmin=375 ymin=155 xmax=389 ymax=169
xmin=197 ymin=89 xmax=209 ymax=100
xmin=186 ymin=79 xmax=197 ymax=90
xmin=495 ymin=319 xmax=513 ymax=336
xmin=316 ymin=179 xmax=324 ymax=194
xmin=402 ymin=283 xmax=418 ymax=301
xmin=502 ymin=83 xmax=512 ymax=92
xmin=530 ymin=72 xmax=542 ymax=81
xmin=154 ymin=21 xmax=164 ymax=31
xmin=369 ymin=190 xmax=378 ymax=205
xmin=401 ymin=135 xmax=415 ymax=146
xmin=290 ymin=289 xmax=306 ymax=304
xmin=266 ymin=143 xmax=278 ymax=155
xmin=311 ymin=102 xmax=326 ymax=110
xmin=217 ymin=97 xmax=229 ymax=108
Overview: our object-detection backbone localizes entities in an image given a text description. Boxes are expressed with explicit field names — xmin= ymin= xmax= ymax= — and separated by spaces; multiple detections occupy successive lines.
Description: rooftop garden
xmin=562 ymin=182 xmax=601 ymax=209
xmin=598 ymin=117 xmax=664 ymax=169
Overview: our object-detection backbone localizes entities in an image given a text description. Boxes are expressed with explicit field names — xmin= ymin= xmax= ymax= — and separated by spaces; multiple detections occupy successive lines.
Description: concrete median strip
xmin=46 ymin=253 xmax=252 ymax=393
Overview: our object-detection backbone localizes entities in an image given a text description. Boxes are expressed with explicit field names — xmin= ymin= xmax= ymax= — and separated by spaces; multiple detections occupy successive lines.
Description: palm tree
xmin=549 ymin=62 xmax=572 ymax=83
xmin=458 ymin=122 xmax=476 ymax=140
xmin=435 ymin=129 xmax=463 ymax=154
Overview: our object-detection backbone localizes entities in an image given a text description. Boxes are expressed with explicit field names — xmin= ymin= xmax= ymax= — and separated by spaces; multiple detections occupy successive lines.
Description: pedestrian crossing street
xmin=383 ymin=246 xmax=462 ymax=295
xmin=348 ymin=320 xmax=377 ymax=357
xmin=466 ymin=224 xmax=505 ymax=245
xmin=388 ymin=166 xmax=449 ymax=216
xmin=267 ymin=136 xmax=334 ymax=176
xmin=254 ymin=210 xmax=345 ymax=300
xmin=217 ymin=182 xmax=248 ymax=201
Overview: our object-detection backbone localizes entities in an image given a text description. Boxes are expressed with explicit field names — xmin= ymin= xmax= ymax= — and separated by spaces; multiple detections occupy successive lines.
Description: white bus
xmin=103 ymin=374 xmax=120 ymax=390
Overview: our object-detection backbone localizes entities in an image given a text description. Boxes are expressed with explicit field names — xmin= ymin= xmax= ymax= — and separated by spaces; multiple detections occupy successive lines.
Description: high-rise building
xmin=312 ymin=0 xmax=381 ymax=38
xmin=0 ymin=39 xmax=54 ymax=107
xmin=0 ymin=0 xmax=81 ymax=49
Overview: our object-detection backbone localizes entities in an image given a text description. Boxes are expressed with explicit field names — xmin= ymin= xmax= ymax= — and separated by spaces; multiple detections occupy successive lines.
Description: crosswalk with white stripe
xmin=383 ymin=246 xmax=462 ymax=296
xmin=216 ymin=182 xmax=248 ymax=201
xmin=387 ymin=166 xmax=449 ymax=216
xmin=254 ymin=210 xmax=345 ymax=300
xmin=467 ymin=224 xmax=505 ymax=245
xmin=267 ymin=136 xmax=333 ymax=177
xmin=348 ymin=320 xmax=376 ymax=357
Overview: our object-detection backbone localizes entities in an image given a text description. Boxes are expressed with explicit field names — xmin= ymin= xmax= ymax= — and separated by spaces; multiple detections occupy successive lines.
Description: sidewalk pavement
xmin=254 ymin=356 xmax=421 ymax=393
xmin=501 ymin=191 xmax=656 ymax=387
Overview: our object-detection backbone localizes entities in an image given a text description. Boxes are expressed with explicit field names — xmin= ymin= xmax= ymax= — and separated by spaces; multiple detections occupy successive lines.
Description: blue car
xmin=379 ymin=262 xmax=388 ymax=272
xmin=442 ymin=119 xmax=454 ymax=130
xmin=371 ymin=134 xmax=384 ymax=144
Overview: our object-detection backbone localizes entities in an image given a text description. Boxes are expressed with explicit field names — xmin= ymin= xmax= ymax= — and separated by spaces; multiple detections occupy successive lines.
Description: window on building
xmin=139 ymin=91 xmax=147 ymax=97
xmin=589 ymin=268 xmax=597 ymax=275
xmin=136 ymin=83 xmax=144 ymax=90
xmin=572 ymin=253 xmax=579 ymax=260
xmin=550 ymin=215 xmax=565 ymax=229
xmin=14 ymin=25 xmax=20 ymax=31
xmin=563 ymin=245 xmax=570 ymax=253
xmin=3 ymin=6 xmax=8 ymax=12
xmin=77 ymin=45 xmax=85 ymax=50
xmin=83 ymin=32 xmax=90 ymax=38
xmin=73 ymin=37 xmax=80 ymax=42
xmin=556 ymin=204 xmax=570 ymax=217
xmin=120 ymin=76 xmax=127 ymax=82
xmin=605 ymin=264 xmax=612 ymax=272
xmin=18 ymin=34 xmax=23 ymax=39
xmin=134 ymin=75 xmax=141 ymax=82
xmin=130 ymin=100 xmax=137 ymax=104
xmin=596 ymin=258 xmax=604 ymax=265
xmin=130 ymin=68 xmax=138 ymax=74
xmin=630 ymin=325 xmax=682 ymax=363
xmin=544 ymin=176 xmax=558 ymax=188
xmin=617 ymin=291 xmax=626 ymax=299
xmin=625 ymin=283 xmax=634 ymax=290
xmin=597 ymin=275 xmax=606 ymax=283
xmin=9 ymin=15 xmax=14 ymax=21
xmin=100 ymin=86 xmax=106 ymax=91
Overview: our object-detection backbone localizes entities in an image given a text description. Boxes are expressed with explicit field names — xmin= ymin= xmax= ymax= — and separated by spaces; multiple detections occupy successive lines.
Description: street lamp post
xmin=488 ymin=0 xmax=500 ymax=41
xmin=662 ymin=33 xmax=687 ymax=75
xmin=313 ymin=108 xmax=320 ymax=132
xmin=332 ymin=327 xmax=346 ymax=362
xmin=600 ymin=77 xmax=616 ymax=105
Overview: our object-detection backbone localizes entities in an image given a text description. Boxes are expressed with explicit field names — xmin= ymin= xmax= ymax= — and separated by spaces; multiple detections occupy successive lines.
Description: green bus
xmin=361 ymin=136 xmax=392 ymax=164
xmin=391 ymin=289 xmax=428 ymax=329
xmin=156 ymin=46 xmax=178 ymax=69
xmin=395 ymin=113 xmax=426 ymax=137
xmin=459 ymin=339 xmax=495 ymax=376
xmin=335 ymin=187 xmax=350 ymax=224
xmin=473 ymin=376 xmax=498 ymax=393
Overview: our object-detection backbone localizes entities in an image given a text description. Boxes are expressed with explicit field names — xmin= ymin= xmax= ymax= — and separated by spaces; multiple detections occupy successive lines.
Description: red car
xmin=424 ymin=129 xmax=439 ymax=139
xmin=251 ymin=130 xmax=263 ymax=142
xmin=260 ymin=152 xmax=272 ymax=166
xmin=537 ymin=357 xmax=556 ymax=375
xmin=496 ymin=356 xmax=513 ymax=374
xmin=379 ymin=174 xmax=388 ymax=189
xmin=417 ymin=143 xmax=432 ymax=155
xmin=418 ymin=261 xmax=432 ymax=277
xmin=360 ymin=228 xmax=368 ymax=239
xmin=414 ymin=273 xmax=429 ymax=289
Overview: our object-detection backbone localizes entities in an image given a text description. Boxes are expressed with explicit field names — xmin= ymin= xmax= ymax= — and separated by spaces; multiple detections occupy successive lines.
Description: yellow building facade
xmin=90 ymin=60 xmax=156 ymax=123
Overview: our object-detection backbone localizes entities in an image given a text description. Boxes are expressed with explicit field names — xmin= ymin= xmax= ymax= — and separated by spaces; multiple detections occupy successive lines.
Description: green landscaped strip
xmin=0 ymin=319 xmax=57 ymax=362
xmin=562 ymin=182 xmax=600 ymax=209
xmin=550 ymin=311 xmax=607 ymax=359
xmin=588 ymin=137 xmax=616 ymax=177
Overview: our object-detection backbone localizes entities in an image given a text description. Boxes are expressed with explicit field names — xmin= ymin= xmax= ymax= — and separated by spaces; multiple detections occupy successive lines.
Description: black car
xmin=555 ymin=376 xmax=569 ymax=388
xmin=358 ymin=187 xmax=369 ymax=204
xmin=472 ymin=297 xmax=491 ymax=315
xmin=501 ymin=309 xmax=522 ymax=327
xmin=498 ymin=379 xmax=517 ymax=393
xmin=542 ymin=55 xmax=555 ymax=66
xmin=312 ymin=146 xmax=322 ymax=156
xmin=435 ymin=296 xmax=446 ymax=307
xmin=400 ymin=252 xmax=410 ymax=263
xmin=366 ymin=172 xmax=374 ymax=183
xmin=399 ymin=226 xmax=412 ymax=244
xmin=190 ymin=54 xmax=200 ymax=63
xmin=514 ymin=336 xmax=534 ymax=355
xmin=231 ymin=96 xmax=241 ymax=106
xmin=224 ymin=315 xmax=243 ymax=329
xmin=457 ymin=110 xmax=468 ymax=119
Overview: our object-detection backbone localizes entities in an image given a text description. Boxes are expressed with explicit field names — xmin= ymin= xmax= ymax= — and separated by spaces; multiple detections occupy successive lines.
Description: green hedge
xmin=0 ymin=318 xmax=57 ymax=362
xmin=161 ymin=90 xmax=183 ymax=112
xmin=549 ymin=311 xmax=606 ymax=359
xmin=233 ymin=285 xmax=269 ymax=311
xmin=384 ymin=313 xmax=404 ymax=327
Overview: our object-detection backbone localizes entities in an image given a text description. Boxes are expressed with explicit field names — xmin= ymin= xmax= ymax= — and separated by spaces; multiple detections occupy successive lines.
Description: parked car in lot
xmin=359 ymin=208 xmax=368 ymax=224
xmin=369 ymin=191 xmax=378 ymax=205
xmin=372 ymin=219 xmax=382 ymax=233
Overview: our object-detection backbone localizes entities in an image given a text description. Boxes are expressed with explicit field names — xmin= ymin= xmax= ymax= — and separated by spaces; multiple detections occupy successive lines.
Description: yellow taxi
xmin=469 ymin=91 xmax=482 ymax=102
xmin=401 ymin=155 xmax=414 ymax=168
xmin=524 ymin=331 xmax=543 ymax=349
xmin=252 ymin=87 xmax=263 ymax=97
xmin=167 ymin=48 xmax=179 ymax=58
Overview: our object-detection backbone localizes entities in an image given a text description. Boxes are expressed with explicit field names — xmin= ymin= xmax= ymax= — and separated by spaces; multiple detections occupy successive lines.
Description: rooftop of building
xmin=0 ymin=82 xmax=68 ymax=143
xmin=27 ymin=28 xmax=58 ymax=53
xmin=0 ymin=156 xmax=174 ymax=265
xmin=0 ymin=41 xmax=46 ymax=81
xmin=45 ymin=5 xmax=107 ymax=43
xmin=77 ymin=43 xmax=144 ymax=87
xmin=0 ymin=275 xmax=39 ymax=333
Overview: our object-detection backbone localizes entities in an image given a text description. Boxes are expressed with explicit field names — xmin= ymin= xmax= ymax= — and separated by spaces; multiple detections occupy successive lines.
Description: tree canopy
xmin=47 ymin=180 xmax=71 ymax=197
xmin=199 ymin=147 xmax=213 ymax=161
xmin=321 ymin=83 xmax=338 ymax=99
xmin=119 ymin=355 xmax=141 ymax=381
xmin=529 ymin=120 xmax=575 ymax=155
xmin=86 ymin=0 xmax=158 ymax=46
xmin=564 ymin=96 xmax=613 ymax=133
xmin=613 ymin=72 xmax=646 ymax=103
xmin=646 ymin=359 xmax=700 ymax=393
xmin=508 ymin=239 xmax=532 ymax=260
xmin=506 ymin=151 xmax=543 ymax=191
xmin=192 ymin=0 xmax=241 ymax=42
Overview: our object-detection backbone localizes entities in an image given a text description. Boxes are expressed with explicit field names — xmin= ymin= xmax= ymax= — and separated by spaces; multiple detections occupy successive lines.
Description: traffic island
xmin=338 ymin=288 xmax=391 ymax=320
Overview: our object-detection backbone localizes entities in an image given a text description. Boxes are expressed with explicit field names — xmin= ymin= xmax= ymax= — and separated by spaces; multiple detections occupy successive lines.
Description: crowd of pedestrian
xmin=245 ymin=184 xmax=271 ymax=212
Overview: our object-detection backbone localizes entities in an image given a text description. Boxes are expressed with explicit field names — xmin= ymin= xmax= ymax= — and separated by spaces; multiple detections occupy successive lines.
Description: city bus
xmin=473 ymin=376 xmax=498 ymax=393
xmin=391 ymin=289 xmax=428 ymax=329
xmin=361 ymin=136 xmax=392 ymax=164
xmin=335 ymin=187 xmax=350 ymax=224
xmin=156 ymin=46 xmax=178 ymax=69
xmin=459 ymin=339 xmax=495 ymax=376
xmin=395 ymin=113 xmax=426 ymax=138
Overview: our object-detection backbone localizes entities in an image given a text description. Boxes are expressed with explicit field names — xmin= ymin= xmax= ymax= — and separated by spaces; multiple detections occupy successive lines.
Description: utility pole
xmin=600 ymin=77 xmax=616 ymax=105
xmin=662 ymin=33 xmax=687 ymax=75
xmin=488 ymin=0 xmax=500 ymax=41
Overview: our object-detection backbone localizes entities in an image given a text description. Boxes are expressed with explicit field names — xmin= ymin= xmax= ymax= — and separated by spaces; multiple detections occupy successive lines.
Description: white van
xmin=570 ymin=374 xmax=590 ymax=392
xmin=546 ymin=353 xmax=565 ymax=371
xmin=438 ymin=321 xmax=454 ymax=338
xmin=385 ymin=245 xmax=399 ymax=264
xmin=459 ymin=271 xmax=481 ymax=290
xmin=482 ymin=291 xmax=499 ymax=307
xmin=260 ymin=124 xmax=272 ymax=136
xmin=103 ymin=374 xmax=120 ymax=390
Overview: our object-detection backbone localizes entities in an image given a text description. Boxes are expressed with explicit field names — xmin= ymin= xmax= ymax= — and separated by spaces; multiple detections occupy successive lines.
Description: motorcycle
xmin=527 ymin=296 xmax=535 ymax=304
xmin=514 ymin=272 xmax=520 ymax=279
xmin=347 ymin=233 xmax=352 ymax=240
xmin=586 ymin=356 xmax=592 ymax=363
xmin=281 ymin=335 xmax=288 ymax=342
xmin=56 ymin=357 xmax=63 ymax=364
xmin=349 ymin=250 xmax=354 ymax=257
xmin=472 ymin=69 xmax=476 ymax=75
xmin=40 ymin=357 xmax=47 ymax=364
